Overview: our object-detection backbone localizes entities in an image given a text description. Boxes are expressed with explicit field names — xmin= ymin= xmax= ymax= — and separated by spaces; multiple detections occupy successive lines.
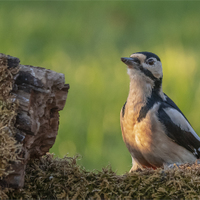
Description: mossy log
xmin=0 ymin=53 xmax=69 ymax=188
xmin=1 ymin=54 xmax=200 ymax=199
xmin=2 ymin=154 xmax=200 ymax=199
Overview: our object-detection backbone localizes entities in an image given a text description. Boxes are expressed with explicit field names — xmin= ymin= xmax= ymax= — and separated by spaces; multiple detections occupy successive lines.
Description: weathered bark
xmin=1 ymin=54 xmax=69 ymax=188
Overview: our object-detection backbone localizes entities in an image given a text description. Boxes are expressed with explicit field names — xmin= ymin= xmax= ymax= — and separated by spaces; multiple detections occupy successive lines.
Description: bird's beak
xmin=121 ymin=57 xmax=140 ymax=68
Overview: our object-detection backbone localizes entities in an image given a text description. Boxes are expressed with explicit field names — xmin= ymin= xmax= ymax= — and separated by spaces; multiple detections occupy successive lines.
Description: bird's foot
xmin=164 ymin=163 xmax=182 ymax=170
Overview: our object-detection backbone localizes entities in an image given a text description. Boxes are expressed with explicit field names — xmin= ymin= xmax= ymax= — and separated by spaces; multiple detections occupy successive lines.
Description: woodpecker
xmin=120 ymin=51 xmax=200 ymax=172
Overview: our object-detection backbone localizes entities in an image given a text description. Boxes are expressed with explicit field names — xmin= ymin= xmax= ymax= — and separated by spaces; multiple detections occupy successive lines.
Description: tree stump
xmin=0 ymin=54 xmax=69 ymax=188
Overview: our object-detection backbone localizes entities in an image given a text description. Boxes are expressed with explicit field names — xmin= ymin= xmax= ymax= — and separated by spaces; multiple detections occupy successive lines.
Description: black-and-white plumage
xmin=120 ymin=51 xmax=200 ymax=171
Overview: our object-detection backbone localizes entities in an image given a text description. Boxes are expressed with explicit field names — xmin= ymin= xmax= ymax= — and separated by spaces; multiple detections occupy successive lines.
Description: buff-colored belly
xmin=121 ymin=106 xmax=196 ymax=168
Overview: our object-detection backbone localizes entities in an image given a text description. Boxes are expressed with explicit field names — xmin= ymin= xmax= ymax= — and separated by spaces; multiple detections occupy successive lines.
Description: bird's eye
xmin=147 ymin=59 xmax=155 ymax=65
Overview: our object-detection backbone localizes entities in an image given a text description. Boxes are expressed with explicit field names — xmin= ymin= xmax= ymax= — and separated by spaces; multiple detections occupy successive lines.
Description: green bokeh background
xmin=1 ymin=1 xmax=200 ymax=174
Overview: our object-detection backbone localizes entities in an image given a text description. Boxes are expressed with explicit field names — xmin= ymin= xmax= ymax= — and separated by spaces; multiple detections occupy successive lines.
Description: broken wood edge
xmin=0 ymin=53 xmax=69 ymax=188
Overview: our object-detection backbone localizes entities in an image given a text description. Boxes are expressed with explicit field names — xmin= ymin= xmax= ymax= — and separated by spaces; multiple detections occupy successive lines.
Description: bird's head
xmin=121 ymin=52 xmax=163 ymax=90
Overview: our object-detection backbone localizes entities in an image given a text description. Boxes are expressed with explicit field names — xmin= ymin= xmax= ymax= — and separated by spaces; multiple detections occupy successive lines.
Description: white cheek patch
xmin=143 ymin=61 xmax=163 ymax=79
xmin=164 ymin=108 xmax=200 ymax=141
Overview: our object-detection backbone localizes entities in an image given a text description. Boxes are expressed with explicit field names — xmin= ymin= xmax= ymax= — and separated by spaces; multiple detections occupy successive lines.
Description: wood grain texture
xmin=0 ymin=53 xmax=69 ymax=188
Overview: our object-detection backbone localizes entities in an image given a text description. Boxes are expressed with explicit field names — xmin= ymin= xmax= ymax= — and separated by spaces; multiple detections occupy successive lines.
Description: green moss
xmin=0 ymin=57 xmax=21 ymax=198
xmin=2 ymin=154 xmax=200 ymax=199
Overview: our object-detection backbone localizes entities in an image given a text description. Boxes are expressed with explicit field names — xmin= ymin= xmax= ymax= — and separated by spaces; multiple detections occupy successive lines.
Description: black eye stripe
xmin=139 ymin=66 xmax=157 ymax=81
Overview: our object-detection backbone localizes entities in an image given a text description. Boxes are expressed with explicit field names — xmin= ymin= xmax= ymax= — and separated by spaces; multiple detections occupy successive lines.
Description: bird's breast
xmin=120 ymin=98 xmax=147 ymax=154
xmin=121 ymin=101 xmax=197 ymax=167
xmin=121 ymin=102 xmax=164 ymax=167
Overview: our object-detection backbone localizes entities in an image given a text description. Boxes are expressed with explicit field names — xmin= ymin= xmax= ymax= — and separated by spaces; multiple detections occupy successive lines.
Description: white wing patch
xmin=164 ymin=107 xmax=200 ymax=142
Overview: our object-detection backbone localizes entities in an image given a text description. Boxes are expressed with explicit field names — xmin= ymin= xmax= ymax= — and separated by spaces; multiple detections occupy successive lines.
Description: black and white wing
xmin=158 ymin=94 xmax=200 ymax=158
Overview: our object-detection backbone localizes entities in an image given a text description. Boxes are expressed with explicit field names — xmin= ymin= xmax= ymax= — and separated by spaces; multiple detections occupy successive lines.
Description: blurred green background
xmin=1 ymin=1 xmax=200 ymax=174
